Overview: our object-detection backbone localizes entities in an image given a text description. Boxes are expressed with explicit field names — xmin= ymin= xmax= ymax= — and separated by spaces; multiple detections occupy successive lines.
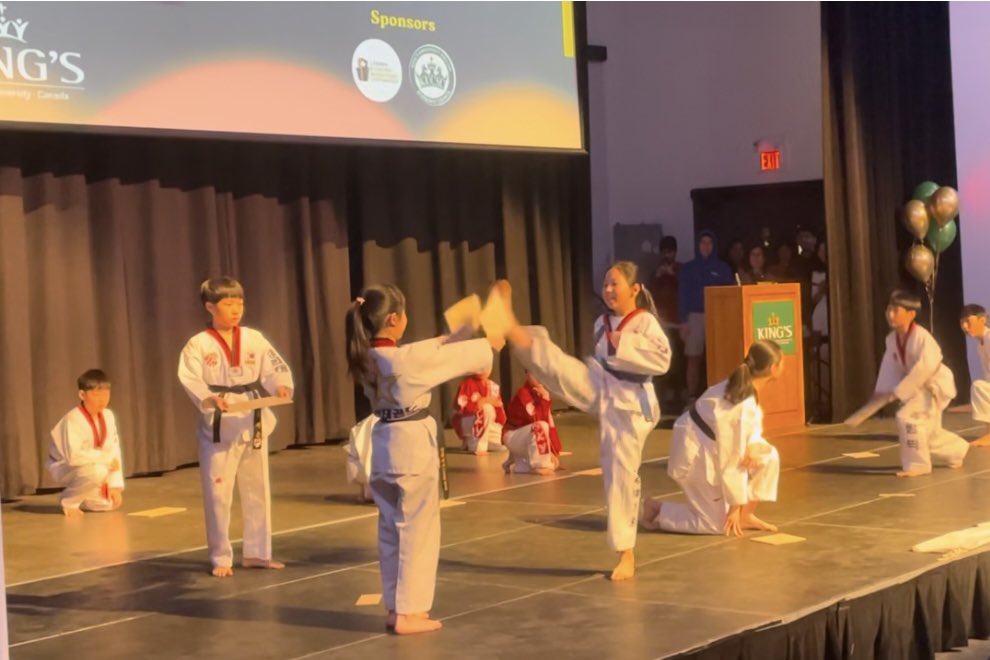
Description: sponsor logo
xmin=351 ymin=38 xmax=401 ymax=103
xmin=409 ymin=44 xmax=454 ymax=106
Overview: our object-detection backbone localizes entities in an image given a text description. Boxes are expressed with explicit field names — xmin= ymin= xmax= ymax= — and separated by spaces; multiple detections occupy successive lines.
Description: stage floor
xmin=4 ymin=413 xmax=990 ymax=659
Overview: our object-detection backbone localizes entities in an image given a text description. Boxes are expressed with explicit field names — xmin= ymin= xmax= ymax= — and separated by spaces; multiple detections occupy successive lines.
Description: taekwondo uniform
xmin=875 ymin=322 xmax=969 ymax=473
xmin=364 ymin=336 xmax=492 ymax=615
xmin=513 ymin=308 xmax=671 ymax=551
xmin=502 ymin=379 xmax=562 ymax=473
xmin=178 ymin=325 xmax=294 ymax=570
xmin=970 ymin=328 xmax=990 ymax=425
xmin=452 ymin=374 xmax=506 ymax=454
xmin=346 ymin=414 xmax=377 ymax=488
xmin=650 ymin=381 xmax=779 ymax=534
xmin=47 ymin=405 xmax=124 ymax=512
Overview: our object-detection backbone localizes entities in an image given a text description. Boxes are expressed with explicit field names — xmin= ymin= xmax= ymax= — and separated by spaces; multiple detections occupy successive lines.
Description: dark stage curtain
xmin=672 ymin=551 xmax=990 ymax=660
xmin=0 ymin=131 xmax=591 ymax=499
xmin=821 ymin=2 xmax=968 ymax=420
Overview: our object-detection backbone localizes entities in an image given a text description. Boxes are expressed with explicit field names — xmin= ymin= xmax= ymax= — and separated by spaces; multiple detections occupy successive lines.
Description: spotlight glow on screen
xmin=0 ymin=1 xmax=583 ymax=150
xmin=949 ymin=2 xmax=990 ymax=377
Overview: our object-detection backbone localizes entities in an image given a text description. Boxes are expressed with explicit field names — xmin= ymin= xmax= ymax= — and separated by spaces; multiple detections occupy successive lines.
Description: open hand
xmin=724 ymin=506 xmax=743 ymax=537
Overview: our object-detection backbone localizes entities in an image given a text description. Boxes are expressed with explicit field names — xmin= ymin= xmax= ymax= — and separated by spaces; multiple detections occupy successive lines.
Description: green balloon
xmin=913 ymin=181 xmax=939 ymax=202
xmin=925 ymin=218 xmax=957 ymax=254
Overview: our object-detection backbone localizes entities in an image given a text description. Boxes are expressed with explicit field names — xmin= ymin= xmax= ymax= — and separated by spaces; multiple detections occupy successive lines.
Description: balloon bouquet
xmin=902 ymin=181 xmax=959 ymax=331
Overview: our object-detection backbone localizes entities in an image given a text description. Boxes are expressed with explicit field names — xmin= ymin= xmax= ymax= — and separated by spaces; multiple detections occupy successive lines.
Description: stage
xmin=4 ymin=412 xmax=990 ymax=659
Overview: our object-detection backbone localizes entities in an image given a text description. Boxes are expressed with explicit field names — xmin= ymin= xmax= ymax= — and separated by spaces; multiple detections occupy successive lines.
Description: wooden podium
xmin=704 ymin=283 xmax=805 ymax=434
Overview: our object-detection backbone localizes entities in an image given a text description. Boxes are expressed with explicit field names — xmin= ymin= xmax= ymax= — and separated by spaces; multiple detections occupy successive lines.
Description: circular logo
xmin=352 ymin=38 xmax=402 ymax=103
xmin=409 ymin=44 xmax=455 ymax=106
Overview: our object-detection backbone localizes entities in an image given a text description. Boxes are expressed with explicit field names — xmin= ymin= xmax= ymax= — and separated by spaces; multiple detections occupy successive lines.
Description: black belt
xmin=373 ymin=408 xmax=449 ymax=499
xmin=376 ymin=408 xmax=431 ymax=424
xmin=689 ymin=403 xmax=717 ymax=442
xmin=600 ymin=360 xmax=653 ymax=384
xmin=208 ymin=381 xmax=267 ymax=448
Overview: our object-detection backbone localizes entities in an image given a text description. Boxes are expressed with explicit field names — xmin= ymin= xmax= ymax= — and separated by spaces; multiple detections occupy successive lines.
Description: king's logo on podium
xmin=753 ymin=302 xmax=796 ymax=354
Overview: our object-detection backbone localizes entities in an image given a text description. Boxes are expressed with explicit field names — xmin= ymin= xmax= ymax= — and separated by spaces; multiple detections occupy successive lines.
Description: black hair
xmin=607 ymin=261 xmax=660 ymax=320
xmin=78 ymin=368 xmax=111 ymax=391
xmin=660 ymin=236 xmax=678 ymax=252
xmin=888 ymin=289 xmax=922 ymax=312
xmin=200 ymin=276 xmax=244 ymax=305
xmin=960 ymin=304 xmax=987 ymax=321
xmin=346 ymin=284 xmax=406 ymax=385
xmin=724 ymin=341 xmax=783 ymax=405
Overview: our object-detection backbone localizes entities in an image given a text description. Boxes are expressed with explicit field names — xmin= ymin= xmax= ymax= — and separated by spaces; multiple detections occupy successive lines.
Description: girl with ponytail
xmin=345 ymin=284 xmax=503 ymax=635
xmin=641 ymin=340 xmax=784 ymax=537
xmin=506 ymin=260 xmax=672 ymax=581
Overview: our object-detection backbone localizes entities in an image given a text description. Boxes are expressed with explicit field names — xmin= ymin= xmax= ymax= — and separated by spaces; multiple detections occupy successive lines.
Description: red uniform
xmin=452 ymin=374 xmax=506 ymax=453
xmin=504 ymin=381 xmax=561 ymax=455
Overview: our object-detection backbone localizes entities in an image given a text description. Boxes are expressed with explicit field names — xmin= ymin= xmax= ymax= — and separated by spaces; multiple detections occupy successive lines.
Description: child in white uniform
xmin=506 ymin=261 xmax=671 ymax=581
xmin=346 ymin=414 xmax=378 ymax=502
xmin=853 ymin=290 xmax=969 ymax=476
xmin=347 ymin=284 xmax=502 ymax=635
xmin=641 ymin=341 xmax=782 ymax=536
xmin=178 ymin=277 xmax=294 ymax=577
xmin=46 ymin=369 xmax=125 ymax=517
xmin=960 ymin=304 xmax=990 ymax=447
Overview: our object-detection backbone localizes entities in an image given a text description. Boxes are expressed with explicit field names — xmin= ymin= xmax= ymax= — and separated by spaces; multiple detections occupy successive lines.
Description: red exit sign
xmin=760 ymin=150 xmax=781 ymax=171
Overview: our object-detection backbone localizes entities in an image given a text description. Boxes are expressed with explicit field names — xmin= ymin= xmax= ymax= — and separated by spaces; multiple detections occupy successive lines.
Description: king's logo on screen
xmin=0 ymin=2 xmax=85 ymax=88
xmin=410 ymin=44 xmax=455 ymax=106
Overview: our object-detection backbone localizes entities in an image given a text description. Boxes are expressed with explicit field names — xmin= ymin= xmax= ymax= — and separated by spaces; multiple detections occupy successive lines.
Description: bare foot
xmin=970 ymin=435 xmax=990 ymax=447
xmin=62 ymin=507 xmax=84 ymax=518
xmin=896 ymin=469 xmax=931 ymax=478
xmin=609 ymin=549 xmax=635 ymax=581
xmin=639 ymin=499 xmax=662 ymax=530
xmin=741 ymin=514 xmax=778 ymax=532
xmin=532 ymin=467 xmax=555 ymax=476
xmin=393 ymin=613 xmax=442 ymax=635
xmin=211 ymin=565 xmax=234 ymax=578
xmin=242 ymin=557 xmax=285 ymax=570
xmin=357 ymin=485 xmax=374 ymax=503
xmin=502 ymin=458 xmax=514 ymax=474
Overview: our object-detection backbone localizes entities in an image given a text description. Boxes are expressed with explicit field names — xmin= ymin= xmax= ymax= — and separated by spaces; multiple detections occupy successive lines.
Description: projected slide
xmin=950 ymin=3 xmax=990 ymax=377
xmin=0 ymin=2 xmax=582 ymax=150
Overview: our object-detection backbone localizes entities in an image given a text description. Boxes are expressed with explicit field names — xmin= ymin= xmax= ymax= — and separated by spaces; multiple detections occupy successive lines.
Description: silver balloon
xmin=902 ymin=200 xmax=930 ymax=240
xmin=905 ymin=244 xmax=935 ymax=283
xmin=928 ymin=186 xmax=959 ymax=226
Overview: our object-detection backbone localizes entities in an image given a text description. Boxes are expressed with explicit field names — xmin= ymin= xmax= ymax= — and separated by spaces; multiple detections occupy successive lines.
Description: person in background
xmin=738 ymin=243 xmax=771 ymax=285
xmin=725 ymin=239 xmax=746 ymax=282
xmin=767 ymin=242 xmax=797 ymax=282
xmin=678 ymin=231 xmax=734 ymax=403
xmin=650 ymin=236 xmax=685 ymax=408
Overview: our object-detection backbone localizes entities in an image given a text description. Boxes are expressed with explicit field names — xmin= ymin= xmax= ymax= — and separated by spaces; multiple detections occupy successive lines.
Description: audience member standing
xmin=678 ymin=231 xmax=734 ymax=403
xmin=650 ymin=236 xmax=685 ymax=407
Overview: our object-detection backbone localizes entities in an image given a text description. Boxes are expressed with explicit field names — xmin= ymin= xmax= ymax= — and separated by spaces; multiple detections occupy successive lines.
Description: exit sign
xmin=760 ymin=150 xmax=781 ymax=171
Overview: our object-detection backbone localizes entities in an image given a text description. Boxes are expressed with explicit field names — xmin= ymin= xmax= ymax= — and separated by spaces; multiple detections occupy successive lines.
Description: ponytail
xmin=724 ymin=340 xmax=783 ymax=405
xmin=608 ymin=260 xmax=660 ymax=321
xmin=345 ymin=284 xmax=406 ymax=386
xmin=636 ymin=286 xmax=660 ymax=320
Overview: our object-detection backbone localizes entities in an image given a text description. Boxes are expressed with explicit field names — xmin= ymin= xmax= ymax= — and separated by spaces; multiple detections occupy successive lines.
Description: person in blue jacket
xmin=678 ymin=231 xmax=735 ymax=403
